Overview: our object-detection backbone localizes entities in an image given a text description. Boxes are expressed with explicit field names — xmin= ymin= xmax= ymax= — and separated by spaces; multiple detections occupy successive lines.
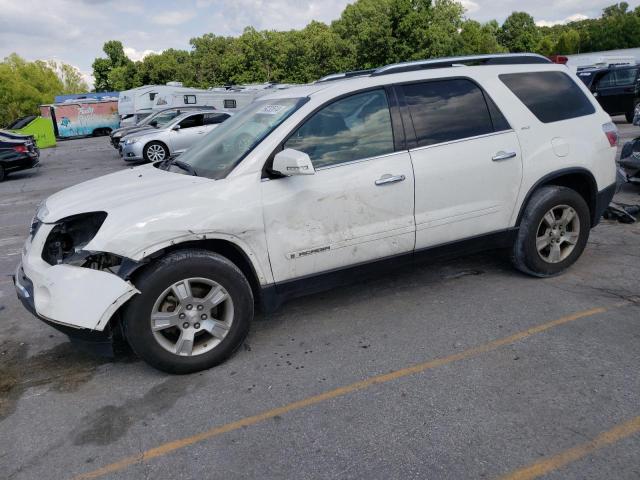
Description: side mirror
xmin=172 ymin=124 xmax=181 ymax=131
xmin=272 ymin=148 xmax=315 ymax=176
xmin=149 ymin=120 xmax=158 ymax=127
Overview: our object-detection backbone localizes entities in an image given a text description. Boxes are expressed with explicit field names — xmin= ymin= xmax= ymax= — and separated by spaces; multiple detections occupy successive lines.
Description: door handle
xmin=375 ymin=174 xmax=406 ymax=186
xmin=492 ymin=151 xmax=517 ymax=162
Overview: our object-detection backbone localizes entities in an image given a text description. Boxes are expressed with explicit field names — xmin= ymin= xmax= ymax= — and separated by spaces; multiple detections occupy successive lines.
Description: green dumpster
xmin=8 ymin=115 xmax=56 ymax=149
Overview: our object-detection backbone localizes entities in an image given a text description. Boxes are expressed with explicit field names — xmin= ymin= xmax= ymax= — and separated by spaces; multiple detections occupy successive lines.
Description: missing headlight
xmin=42 ymin=212 xmax=108 ymax=266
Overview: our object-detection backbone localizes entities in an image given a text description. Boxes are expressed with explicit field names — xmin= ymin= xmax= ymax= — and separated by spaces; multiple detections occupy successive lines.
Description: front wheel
xmin=511 ymin=186 xmax=590 ymax=277
xmin=123 ymin=249 xmax=253 ymax=374
xmin=143 ymin=141 xmax=169 ymax=163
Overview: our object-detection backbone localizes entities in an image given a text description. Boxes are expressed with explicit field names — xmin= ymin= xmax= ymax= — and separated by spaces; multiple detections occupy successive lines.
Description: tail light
xmin=13 ymin=145 xmax=28 ymax=153
xmin=603 ymin=122 xmax=618 ymax=147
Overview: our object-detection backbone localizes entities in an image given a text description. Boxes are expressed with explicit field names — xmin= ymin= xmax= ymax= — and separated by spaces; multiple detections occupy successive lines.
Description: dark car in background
xmin=0 ymin=133 xmax=40 ymax=181
xmin=109 ymin=106 xmax=218 ymax=149
xmin=577 ymin=64 xmax=640 ymax=122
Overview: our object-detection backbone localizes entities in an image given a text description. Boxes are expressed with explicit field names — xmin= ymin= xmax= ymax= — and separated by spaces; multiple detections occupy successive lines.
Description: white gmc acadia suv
xmin=14 ymin=54 xmax=618 ymax=373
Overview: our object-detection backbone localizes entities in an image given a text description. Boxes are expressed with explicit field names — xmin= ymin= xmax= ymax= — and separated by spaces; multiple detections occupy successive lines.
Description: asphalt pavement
xmin=0 ymin=124 xmax=639 ymax=480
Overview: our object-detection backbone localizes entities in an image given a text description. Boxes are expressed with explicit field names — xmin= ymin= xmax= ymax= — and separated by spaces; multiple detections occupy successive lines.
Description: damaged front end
xmin=14 ymin=210 xmax=142 ymax=356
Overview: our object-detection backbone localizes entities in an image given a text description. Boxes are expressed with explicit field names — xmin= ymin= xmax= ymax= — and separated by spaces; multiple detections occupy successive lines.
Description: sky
xmin=1 ymin=0 xmax=638 ymax=88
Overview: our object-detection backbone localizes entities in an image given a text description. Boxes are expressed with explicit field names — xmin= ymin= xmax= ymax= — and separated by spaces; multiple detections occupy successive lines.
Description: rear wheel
xmin=512 ymin=186 xmax=590 ymax=277
xmin=143 ymin=141 xmax=169 ymax=163
xmin=123 ymin=249 xmax=253 ymax=374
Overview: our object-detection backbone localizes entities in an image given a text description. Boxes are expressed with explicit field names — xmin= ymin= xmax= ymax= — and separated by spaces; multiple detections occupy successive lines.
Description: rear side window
xmin=500 ymin=71 xmax=595 ymax=123
xmin=401 ymin=79 xmax=500 ymax=148
xmin=224 ymin=99 xmax=237 ymax=109
xmin=184 ymin=95 xmax=197 ymax=104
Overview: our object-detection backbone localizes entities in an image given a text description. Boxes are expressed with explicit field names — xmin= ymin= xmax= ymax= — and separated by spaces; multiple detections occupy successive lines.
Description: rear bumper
xmin=593 ymin=181 xmax=617 ymax=226
xmin=5 ymin=154 xmax=39 ymax=172
xmin=13 ymin=264 xmax=116 ymax=356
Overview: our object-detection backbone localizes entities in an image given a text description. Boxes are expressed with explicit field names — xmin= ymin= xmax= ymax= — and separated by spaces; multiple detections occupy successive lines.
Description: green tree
xmin=555 ymin=29 xmax=581 ymax=54
xmin=91 ymin=40 xmax=135 ymax=91
xmin=499 ymin=12 xmax=541 ymax=52
xmin=459 ymin=20 xmax=506 ymax=54
xmin=48 ymin=61 xmax=89 ymax=94
xmin=0 ymin=54 xmax=63 ymax=126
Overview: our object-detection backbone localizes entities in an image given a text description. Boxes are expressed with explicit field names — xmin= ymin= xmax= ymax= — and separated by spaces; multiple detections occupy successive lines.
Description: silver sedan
xmin=120 ymin=110 xmax=231 ymax=162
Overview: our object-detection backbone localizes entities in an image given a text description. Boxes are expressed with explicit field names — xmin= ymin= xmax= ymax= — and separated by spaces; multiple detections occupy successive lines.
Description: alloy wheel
xmin=150 ymin=277 xmax=234 ymax=356
xmin=535 ymin=204 xmax=580 ymax=264
xmin=146 ymin=144 xmax=166 ymax=162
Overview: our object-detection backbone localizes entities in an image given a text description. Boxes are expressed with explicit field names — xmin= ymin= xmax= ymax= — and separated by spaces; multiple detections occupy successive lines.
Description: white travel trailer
xmin=118 ymin=83 xmax=185 ymax=126
xmin=151 ymin=84 xmax=292 ymax=113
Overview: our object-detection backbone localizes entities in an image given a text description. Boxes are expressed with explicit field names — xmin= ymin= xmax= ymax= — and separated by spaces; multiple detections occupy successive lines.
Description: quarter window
xmin=184 ymin=95 xmax=197 ymax=104
xmin=224 ymin=99 xmax=237 ymax=109
xmin=500 ymin=71 xmax=595 ymax=123
xmin=401 ymin=79 xmax=497 ymax=147
xmin=284 ymin=89 xmax=395 ymax=169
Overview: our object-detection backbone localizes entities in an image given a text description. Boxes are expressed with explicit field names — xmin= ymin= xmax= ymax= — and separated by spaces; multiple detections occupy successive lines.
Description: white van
xmin=15 ymin=54 xmax=617 ymax=373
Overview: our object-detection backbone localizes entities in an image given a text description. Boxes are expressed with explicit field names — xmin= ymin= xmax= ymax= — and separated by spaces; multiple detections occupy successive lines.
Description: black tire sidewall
xmin=124 ymin=250 xmax=253 ymax=374
xmin=0 ymin=164 xmax=5 ymax=182
xmin=514 ymin=186 xmax=590 ymax=277
xmin=143 ymin=141 xmax=168 ymax=163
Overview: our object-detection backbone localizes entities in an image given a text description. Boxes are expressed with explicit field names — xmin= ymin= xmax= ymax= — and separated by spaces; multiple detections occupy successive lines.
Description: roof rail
xmin=372 ymin=53 xmax=551 ymax=76
xmin=316 ymin=69 xmax=377 ymax=83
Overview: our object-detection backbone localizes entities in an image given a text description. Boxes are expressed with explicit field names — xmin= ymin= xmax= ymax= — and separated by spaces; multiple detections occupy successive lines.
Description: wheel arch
xmin=516 ymin=168 xmax=598 ymax=227
xmin=129 ymin=238 xmax=265 ymax=309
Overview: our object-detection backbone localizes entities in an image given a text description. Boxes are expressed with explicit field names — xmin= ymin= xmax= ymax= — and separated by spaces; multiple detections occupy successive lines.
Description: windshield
xmin=176 ymin=98 xmax=306 ymax=179
xmin=146 ymin=110 xmax=183 ymax=128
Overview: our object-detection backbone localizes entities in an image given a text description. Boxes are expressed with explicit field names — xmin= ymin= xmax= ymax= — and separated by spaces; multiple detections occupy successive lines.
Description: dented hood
xmin=40 ymin=164 xmax=211 ymax=223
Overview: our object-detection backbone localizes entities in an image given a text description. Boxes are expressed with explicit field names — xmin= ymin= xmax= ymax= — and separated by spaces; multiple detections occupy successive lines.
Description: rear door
xmin=398 ymin=78 xmax=523 ymax=250
xmin=261 ymin=88 xmax=415 ymax=283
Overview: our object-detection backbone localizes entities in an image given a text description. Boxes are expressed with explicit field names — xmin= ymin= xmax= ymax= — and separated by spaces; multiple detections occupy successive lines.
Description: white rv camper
xmin=151 ymin=84 xmax=292 ymax=113
xmin=118 ymin=82 xmax=185 ymax=126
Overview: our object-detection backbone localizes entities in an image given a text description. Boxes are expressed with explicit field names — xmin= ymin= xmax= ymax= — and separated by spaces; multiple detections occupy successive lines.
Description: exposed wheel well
xmin=139 ymin=239 xmax=262 ymax=306
xmin=517 ymin=169 xmax=597 ymax=227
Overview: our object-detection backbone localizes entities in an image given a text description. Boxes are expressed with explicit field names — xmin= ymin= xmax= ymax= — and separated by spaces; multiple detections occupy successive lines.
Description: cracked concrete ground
xmin=0 ymin=120 xmax=639 ymax=480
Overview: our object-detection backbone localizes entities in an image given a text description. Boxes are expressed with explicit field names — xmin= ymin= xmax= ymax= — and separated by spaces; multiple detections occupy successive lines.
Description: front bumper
xmin=14 ymin=223 xmax=139 ymax=344
xmin=13 ymin=264 xmax=116 ymax=356
xmin=120 ymin=142 xmax=144 ymax=162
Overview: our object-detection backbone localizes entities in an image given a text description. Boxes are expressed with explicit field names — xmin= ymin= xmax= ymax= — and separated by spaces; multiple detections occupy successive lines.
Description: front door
xmin=398 ymin=78 xmax=523 ymax=250
xmin=170 ymin=113 xmax=205 ymax=153
xmin=261 ymin=89 xmax=415 ymax=283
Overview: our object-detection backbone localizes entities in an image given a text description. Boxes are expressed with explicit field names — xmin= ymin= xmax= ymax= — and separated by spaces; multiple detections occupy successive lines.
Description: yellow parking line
xmin=73 ymin=305 xmax=617 ymax=480
xmin=497 ymin=415 xmax=640 ymax=480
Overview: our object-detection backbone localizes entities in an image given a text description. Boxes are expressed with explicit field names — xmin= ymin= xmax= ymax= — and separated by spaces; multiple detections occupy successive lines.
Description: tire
xmin=143 ymin=141 xmax=169 ymax=163
xmin=511 ymin=186 xmax=590 ymax=277
xmin=0 ymin=164 xmax=5 ymax=182
xmin=626 ymin=111 xmax=634 ymax=124
xmin=123 ymin=249 xmax=254 ymax=374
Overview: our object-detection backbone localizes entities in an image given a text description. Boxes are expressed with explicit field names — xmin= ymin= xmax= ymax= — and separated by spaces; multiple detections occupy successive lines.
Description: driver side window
xmin=179 ymin=114 xmax=204 ymax=129
xmin=284 ymin=89 xmax=394 ymax=169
